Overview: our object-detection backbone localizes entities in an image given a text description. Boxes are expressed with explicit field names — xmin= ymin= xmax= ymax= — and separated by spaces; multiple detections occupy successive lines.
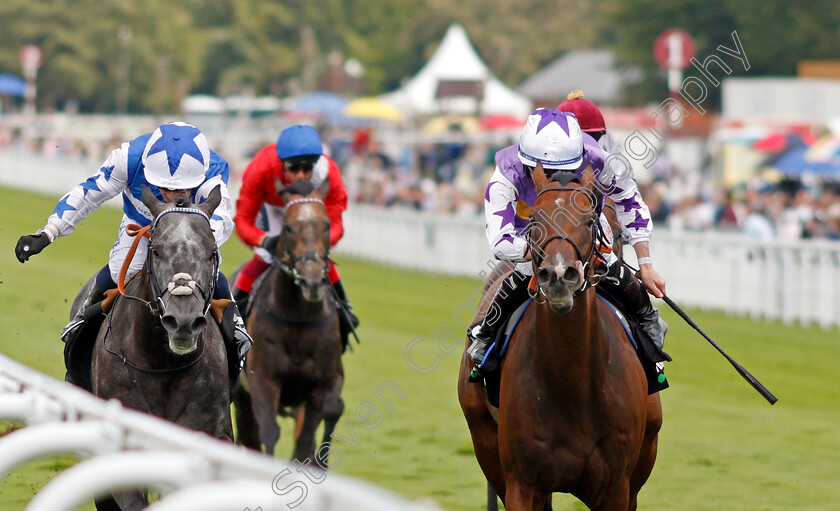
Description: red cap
xmin=557 ymin=90 xmax=606 ymax=133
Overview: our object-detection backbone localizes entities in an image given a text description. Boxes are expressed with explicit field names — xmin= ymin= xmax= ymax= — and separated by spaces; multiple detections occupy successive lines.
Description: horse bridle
xmin=122 ymin=207 xmax=219 ymax=319
xmin=272 ymin=198 xmax=331 ymax=288
xmin=527 ymin=184 xmax=609 ymax=296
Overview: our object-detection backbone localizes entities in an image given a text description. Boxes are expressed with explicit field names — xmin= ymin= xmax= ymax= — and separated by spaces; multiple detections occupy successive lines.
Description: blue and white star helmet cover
xmin=142 ymin=121 xmax=210 ymax=189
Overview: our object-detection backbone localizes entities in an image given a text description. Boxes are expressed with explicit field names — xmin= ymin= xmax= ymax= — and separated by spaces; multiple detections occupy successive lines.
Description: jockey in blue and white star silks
xmin=467 ymin=108 xmax=668 ymax=388
xmin=14 ymin=122 xmax=252 ymax=388
xmin=40 ymin=121 xmax=234 ymax=284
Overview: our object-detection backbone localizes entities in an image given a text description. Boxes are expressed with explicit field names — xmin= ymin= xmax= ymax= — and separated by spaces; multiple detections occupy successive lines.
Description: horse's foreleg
xmin=250 ymin=375 xmax=282 ymax=456
xmin=317 ymin=372 xmax=345 ymax=467
xmin=232 ymin=383 xmax=262 ymax=450
xmin=94 ymin=496 xmax=121 ymax=511
xmin=292 ymin=390 xmax=326 ymax=464
xmin=94 ymin=490 xmax=147 ymax=511
xmin=458 ymin=355 xmax=506 ymax=505
xmin=504 ymin=478 xmax=550 ymax=511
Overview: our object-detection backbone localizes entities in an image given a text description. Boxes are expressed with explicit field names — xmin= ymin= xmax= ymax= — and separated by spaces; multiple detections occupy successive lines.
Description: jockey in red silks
xmin=232 ymin=124 xmax=358 ymax=345
xmin=467 ymin=106 xmax=669 ymax=391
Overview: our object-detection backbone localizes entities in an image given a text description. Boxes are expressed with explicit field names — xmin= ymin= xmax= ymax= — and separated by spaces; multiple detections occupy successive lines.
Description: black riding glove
xmin=15 ymin=233 xmax=51 ymax=263
xmin=261 ymin=234 xmax=281 ymax=254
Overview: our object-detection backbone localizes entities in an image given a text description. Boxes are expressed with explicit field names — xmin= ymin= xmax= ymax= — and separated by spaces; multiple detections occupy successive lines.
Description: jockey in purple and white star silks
xmin=467 ymin=108 xmax=669 ymax=390
xmin=484 ymin=121 xmax=652 ymax=278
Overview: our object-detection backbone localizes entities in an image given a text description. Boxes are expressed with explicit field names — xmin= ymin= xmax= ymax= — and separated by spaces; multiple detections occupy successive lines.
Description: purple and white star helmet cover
xmin=142 ymin=121 xmax=210 ymax=189
xmin=518 ymin=108 xmax=584 ymax=170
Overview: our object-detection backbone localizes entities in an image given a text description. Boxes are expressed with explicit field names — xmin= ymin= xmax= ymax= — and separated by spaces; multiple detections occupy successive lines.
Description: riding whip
xmin=661 ymin=294 xmax=777 ymax=405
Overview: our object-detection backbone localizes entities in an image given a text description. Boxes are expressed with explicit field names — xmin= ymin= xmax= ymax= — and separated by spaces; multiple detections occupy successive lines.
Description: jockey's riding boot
xmin=217 ymin=300 xmax=253 ymax=389
xmin=603 ymin=263 xmax=668 ymax=351
xmin=333 ymin=279 xmax=360 ymax=352
xmin=600 ymin=263 xmax=671 ymax=392
xmin=61 ymin=284 xmax=105 ymax=344
xmin=333 ymin=279 xmax=360 ymax=329
xmin=467 ymin=270 xmax=530 ymax=374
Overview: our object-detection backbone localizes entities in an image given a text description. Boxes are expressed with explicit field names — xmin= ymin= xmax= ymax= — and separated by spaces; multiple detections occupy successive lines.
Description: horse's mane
xmin=549 ymin=170 xmax=578 ymax=186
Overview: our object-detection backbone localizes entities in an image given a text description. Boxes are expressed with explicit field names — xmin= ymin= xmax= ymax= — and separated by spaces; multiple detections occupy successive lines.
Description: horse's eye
xmin=151 ymin=248 xmax=159 ymax=257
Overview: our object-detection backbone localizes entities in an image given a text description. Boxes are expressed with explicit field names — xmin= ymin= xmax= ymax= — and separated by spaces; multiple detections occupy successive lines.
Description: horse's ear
xmin=141 ymin=185 xmax=167 ymax=218
xmin=532 ymin=162 xmax=549 ymax=191
xmin=313 ymin=178 xmax=330 ymax=201
xmin=275 ymin=177 xmax=293 ymax=204
xmin=198 ymin=185 xmax=222 ymax=217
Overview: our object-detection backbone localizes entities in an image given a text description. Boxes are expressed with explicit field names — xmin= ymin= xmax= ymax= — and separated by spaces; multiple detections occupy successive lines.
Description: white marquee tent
xmin=381 ymin=24 xmax=532 ymax=118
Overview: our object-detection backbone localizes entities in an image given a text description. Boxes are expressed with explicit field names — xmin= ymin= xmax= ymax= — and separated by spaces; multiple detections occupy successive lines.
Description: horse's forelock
xmin=285 ymin=199 xmax=329 ymax=224
xmin=174 ymin=197 xmax=192 ymax=208
xmin=155 ymin=210 xmax=215 ymax=249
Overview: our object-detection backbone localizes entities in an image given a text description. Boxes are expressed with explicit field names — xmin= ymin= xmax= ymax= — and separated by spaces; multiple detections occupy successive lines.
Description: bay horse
xmin=458 ymin=163 xmax=662 ymax=511
xmin=232 ymin=181 xmax=344 ymax=464
xmin=88 ymin=186 xmax=231 ymax=510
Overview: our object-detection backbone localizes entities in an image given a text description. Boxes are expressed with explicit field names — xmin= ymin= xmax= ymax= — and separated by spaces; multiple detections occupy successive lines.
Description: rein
xmin=118 ymin=224 xmax=157 ymax=313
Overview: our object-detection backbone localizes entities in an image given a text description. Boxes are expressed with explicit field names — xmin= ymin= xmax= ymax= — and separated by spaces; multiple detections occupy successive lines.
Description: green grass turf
xmin=1 ymin=185 xmax=839 ymax=510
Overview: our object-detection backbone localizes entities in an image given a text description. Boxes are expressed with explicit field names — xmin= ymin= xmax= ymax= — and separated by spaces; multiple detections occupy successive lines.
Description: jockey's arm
xmin=41 ymin=145 xmax=131 ymax=241
xmin=324 ymin=159 xmax=348 ymax=247
xmin=485 ymin=168 xmax=528 ymax=263
xmin=233 ymin=164 xmax=270 ymax=248
xmin=630 ymin=240 xmax=666 ymax=298
xmin=194 ymin=175 xmax=234 ymax=247
xmin=596 ymin=143 xmax=664 ymax=298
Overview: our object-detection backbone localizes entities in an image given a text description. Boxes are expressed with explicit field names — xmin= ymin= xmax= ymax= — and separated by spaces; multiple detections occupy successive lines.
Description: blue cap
xmin=276 ymin=125 xmax=323 ymax=159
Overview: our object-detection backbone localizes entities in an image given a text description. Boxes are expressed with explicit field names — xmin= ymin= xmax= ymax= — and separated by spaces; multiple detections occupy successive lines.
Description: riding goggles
xmin=283 ymin=156 xmax=320 ymax=173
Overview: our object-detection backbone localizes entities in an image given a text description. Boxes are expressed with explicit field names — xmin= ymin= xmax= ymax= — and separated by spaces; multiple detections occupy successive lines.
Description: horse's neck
xmin=533 ymin=290 xmax=607 ymax=380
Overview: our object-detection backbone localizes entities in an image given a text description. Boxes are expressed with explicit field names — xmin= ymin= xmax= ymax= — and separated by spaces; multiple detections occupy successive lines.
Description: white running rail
xmin=0 ymin=354 xmax=440 ymax=511
xmin=5 ymin=148 xmax=840 ymax=328
xmin=336 ymin=205 xmax=840 ymax=329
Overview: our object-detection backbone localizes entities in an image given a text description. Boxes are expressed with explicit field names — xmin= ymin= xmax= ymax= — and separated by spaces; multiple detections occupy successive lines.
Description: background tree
xmin=1 ymin=0 xmax=837 ymax=113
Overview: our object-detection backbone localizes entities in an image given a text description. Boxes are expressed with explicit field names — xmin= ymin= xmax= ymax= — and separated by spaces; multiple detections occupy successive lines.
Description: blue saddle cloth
xmin=477 ymin=293 xmax=649 ymax=407
xmin=479 ymin=294 xmax=638 ymax=373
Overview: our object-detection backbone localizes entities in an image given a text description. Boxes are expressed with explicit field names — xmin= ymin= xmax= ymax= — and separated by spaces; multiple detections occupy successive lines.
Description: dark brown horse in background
xmin=233 ymin=183 xmax=344 ymax=464
xmin=88 ymin=186 xmax=231 ymax=510
xmin=458 ymin=163 xmax=662 ymax=510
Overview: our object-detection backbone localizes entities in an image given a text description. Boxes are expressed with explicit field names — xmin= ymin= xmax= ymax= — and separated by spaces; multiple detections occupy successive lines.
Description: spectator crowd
xmin=4 ymin=121 xmax=840 ymax=242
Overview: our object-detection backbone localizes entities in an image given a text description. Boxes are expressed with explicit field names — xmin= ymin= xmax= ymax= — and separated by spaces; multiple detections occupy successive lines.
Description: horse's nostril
xmin=562 ymin=267 xmax=580 ymax=285
xmin=190 ymin=316 xmax=208 ymax=335
xmin=161 ymin=315 xmax=178 ymax=332
xmin=537 ymin=267 xmax=553 ymax=284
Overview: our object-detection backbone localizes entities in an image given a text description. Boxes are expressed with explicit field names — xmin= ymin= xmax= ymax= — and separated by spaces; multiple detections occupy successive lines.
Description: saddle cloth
xmin=474 ymin=290 xmax=667 ymax=407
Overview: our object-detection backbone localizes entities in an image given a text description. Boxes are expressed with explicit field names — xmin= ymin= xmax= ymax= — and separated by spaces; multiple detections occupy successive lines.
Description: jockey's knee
xmin=95 ymin=265 xmax=117 ymax=293
xmin=215 ymin=272 xmax=230 ymax=300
